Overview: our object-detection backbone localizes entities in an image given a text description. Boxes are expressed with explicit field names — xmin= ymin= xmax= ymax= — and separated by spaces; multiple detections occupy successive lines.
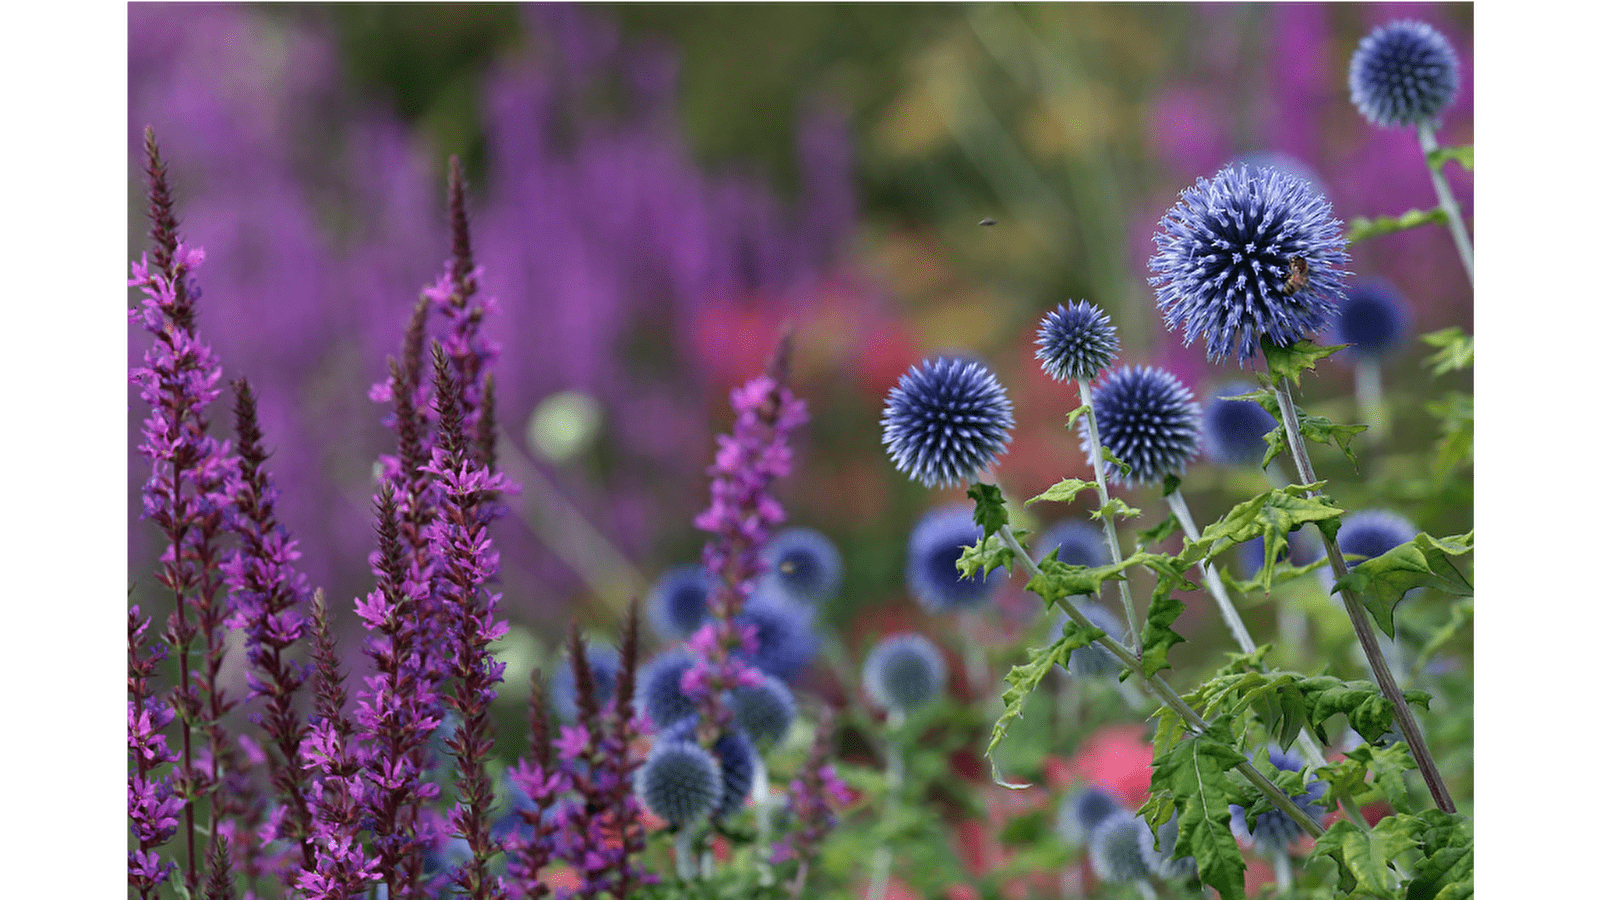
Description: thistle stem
xmin=866 ymin=709 xmax=906 ymax=900
xmin=674 ymin=829 xmax=696 ymax=881
xmin=1354 ymin=358 xmax=1386 ymax=445
xmin=995 ymin=523 xmax=1325 ymax=837
xmin=1075 ymin=376 xmax=1142 ymax=660
xmin=1416 ymin=123 xmax=1473 ymax=284
xmin=1271 ymin=378 xmax=1456 ymax=813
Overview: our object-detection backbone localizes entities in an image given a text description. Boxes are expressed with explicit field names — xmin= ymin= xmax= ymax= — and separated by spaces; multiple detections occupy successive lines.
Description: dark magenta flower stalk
xmin=298 ymin=591 xmax=382 ymax=899
xmin=503 ymin=676 xmax=568 ymax=900
xmin=129 ymin=128 xmax=242 ymax=892
xmin=220 ymin=378 xmax=315 ymax=869
xmin=769 ymin=709 xmax=850 ymax=885
xmin=128 ymin=606 xmax=182 ymax=899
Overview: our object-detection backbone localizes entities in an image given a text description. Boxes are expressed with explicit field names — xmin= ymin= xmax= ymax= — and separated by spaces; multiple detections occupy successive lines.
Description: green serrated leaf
xmin=1308 ymin=818 xmax=1415 ymax=900
xmin=1406 ymin=810 xmax=1474 ymax=900
xmin=1063 ymin=402 xmax=1092 ymax=431
xmin=1261 ymin=338 xmax=1343 ymax=389
xmin=1316 ymin=742 xmax=1419 ymax=815
xmin=957 ymin=533 xmax=1013 ymax=580
xmin=1348 ymin=208 xmax=1448 ymax=243
xmin=1420 ymin=327 xmax=1474 ymax=374
xmin=1184 ymin=485 xmax=1343 ymax=595
xmin=1135 ymin=511 xmax=1181 ymax=547
xmin=1331 ymin=531 xmax=1474 ymax=638
xmin=1101 ymin=446 xmax=1132 ymax=479
xmin=1026 ymin=555 xmax=1136 ymax=606
xmin=1145 ymin=722 xmax=1249 ymax=900
xmin=967 ymin=482 xmax=1009 ymax=538
xmin=985 ymin=630 xmax=1091 ymax=788
xmin=1426 ymin=144 xmax=1473 ymax=172
xmin=1025 ymin=478 xmax=1096 ymax=508
xmin=1296 ymin=413 xmax=1368 ymax=468
xmin=1139 ymin=583 xmax=1187 ymax=679
xmin=1413 ymin=598 xmax=1472 ymax=678
xmin=1091 ymin=497 xmax=1141 ymax=522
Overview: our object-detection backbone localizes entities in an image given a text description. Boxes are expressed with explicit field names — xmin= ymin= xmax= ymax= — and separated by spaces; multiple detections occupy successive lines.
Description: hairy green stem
xmin=1166 ymin=487 xmax=1256 ymax=654
xmin=1417 ymin=123 xmax=1473 ymax=284
xmin=1271 ymin=378 xmax=1456 ymax=814
xmin=867 ymin=709 xmax=907 ymax=900
xmin=996 ymin=523 xmax=1325 ymax=837
xmin=1075 ymin=376 xmax=1142 ymax=660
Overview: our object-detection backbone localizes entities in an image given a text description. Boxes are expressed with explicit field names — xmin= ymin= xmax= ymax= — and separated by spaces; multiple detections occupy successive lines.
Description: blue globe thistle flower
xmin=1348 ymin=20 xmax=1461 ymax=128
xmin=1055 ymin=784 xmax=1124 ymax=847
xmin=1141 ymin=811 xmax=1198 ymax=882
xmin=635 ymin=736 xmax=723 ymax=829
xmin=758 ymin=527 xmax=844 ymax=605
xmin=905 ymin=505 xmax=999 ymax=612
xmin=862 ymin=633 xmax=947 ymax=714
xmin=550 ymin=643 xmax=620 ymax=722
xmin=1055 ymin=604 xmax=1127 ymax=679
xmin=1149 ymin=165 xmax=1349 ymax=365
xmin=1089 ymin=810 xmax=1154 ymax=884
xmin=637 ymin=649 xmax=698 ymax=731
xmin=731 ymin=675 xmax=797 ymax=746
xmin=645 ymin=564 xmax=715 ymax=641
xmin=1082 ymin=366 xmax=1202 ymax=485
xmin=881 ymin=357 xmax=1015 ymax=488
xmin=660 ymin=719 xmax=758 ymax=821
xmin=1201 ymin=381 xmax=1277 ymax=467
xmin=1035 ymin=301 xmax=1120 ymax=382
xmin=1235 ymin=750 xmax=1327 ymax=853
xmin=733 ymin=590 xmax=819 ymax=681
xmin=1332 ymin=278 xmax=1410 ymax=360
xmin=1337 ymin=509 xmax=1417 ymax=562
xmin=1034 ymin=519 xmax=1109 ymax=568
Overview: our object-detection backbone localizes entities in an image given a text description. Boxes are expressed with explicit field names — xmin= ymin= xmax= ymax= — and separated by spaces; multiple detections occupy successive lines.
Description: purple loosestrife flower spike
xmin=222 ymin=378 xmax=315 ymax=867
xmin=1202 ymin=382 xmax=1278 ymax=467
xmin=128 ymin=607 xmax=182 ymax=899
xmin=770 ymin=708 xmax=849 ymax=875
xmin=881 ymin=357 xmax=1014 ymax=488
xmin=863 ymin=634 xmax=947 ymax=715
xmin=1349 ymin=20 xmax=1461 ymax=129
xmin=130 ymin=129 xmax=243 ymax=892
xmin=504 ymin=669 xmax=564 ymax=899
xmin=1035 ymin=301 xmax=1120 ymax=382
xmin=1079 ymin=366 xmax=1202 ymax=485
xmin=1149 ymin=165 xmax=1349 ymax=365
xmin=551 ymin=643 xmax=621 ymax=723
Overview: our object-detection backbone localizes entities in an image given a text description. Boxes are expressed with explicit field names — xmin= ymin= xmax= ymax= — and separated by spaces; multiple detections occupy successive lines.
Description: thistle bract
xmin=862 ymin=633 xmax=946 ymax=715
xmin=1035 ymin=300 xmax=1120 ymax=382
xmin=1149 ymin=165 xmax=1349 ymax=365
xmin=881 ymin=357 xmax=1014 ymax=488
xmin=1349 ymin=20 xmax=1461 ymax=128
xmin=906 ymin=505 xmax=999 ymax=612
xmin=1202 ymin=381 xmax=1277 ymax=467
xmin=1081 ymin=366 xmax=1202 ymax=485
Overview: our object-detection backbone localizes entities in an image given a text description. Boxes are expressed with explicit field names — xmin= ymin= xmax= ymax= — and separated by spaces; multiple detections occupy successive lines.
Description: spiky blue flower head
xmin=862 ymin=633 xmax=947 ymax=714
xmin=1034 ymin=520 xmax=1109 ymax=568
xmin=758 ymin=527 xmax=844 ymax=605
xmin=881 ymin=357 xmax=1015 ymax=488
xmin=1202 ymin=381 xmax=1277 ymax=467
xmin=1081 ymin=366 xmax=1202 ymax=484
xmin=645 ymin=564 xmax=715 ymax=641
xmin=660 ymin=719 xmax=757 ymax=820
xmin=1035 ymin=301 xmax=1120 ymax=382
xmin=635 ymin=735 xmax=723 ymax=829
xmin=1141 ymin=811 xmax=1198 ymax=882
xmin=1236 ymin=750 xmax=1327 ymax=853
xmin=733 ymin=590 xmax=819 ymax=681
xmin=1055 ymin=784 xmax=1125 ymax=847
xmin=906 ymin=504 xmax=999 ymax=612
xmin=1055 ymin=604 xmax=1127 ymax=678
xmin=1348 ymin=20 xmax=1460 ymax=129
xmin=731 ymin=674 xmax=797 ymax=745
xmin=1332 ymin=278 xmax=1409 ymax=360
xmin=1089 ymin=810 xmax=1154 ymax=884
xmin=1337 ymin=509 xmax=1417 ymax=562
xmin=551 ymin=643 xmax=620 ymax=722
xmin=1149 ymin=165 xmax=1349 ymax=365
xmin=637 ymin=649 xmax=698 ymax=731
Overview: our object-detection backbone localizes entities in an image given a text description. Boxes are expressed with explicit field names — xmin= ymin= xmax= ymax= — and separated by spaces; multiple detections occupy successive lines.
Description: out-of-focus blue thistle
xmin=1201 ymin=381 xmax=1278 ymax=467
xmin=637 ymin=649 xmax=698 ymax=731
xmin=1149 ymin=165 xmax=1349 ymax=365
xmin=1338 ymin=510 xmax=1418 ymax=562
xmin=1056 ymin=604 xmax=1127 ymax=678
xmin=733 ymin=590 xmax=819 ymax=681
xmin=550 ymin=643 xmax=619 ymax=723
xmin=881 ymin=357 xmax=1014 ymax=488
xmin=1141 ymin=811 xmax=1198 ymax=881
xmin=1033 ymin=520 xmax=1109 ymax=568
xmin=731 ymin=675 xmax=796 ymax=746
xmin=1035 ymin=301 xmax=1120 ymax=382
xmin=659 ymin=720 xmax=757 ymax=821
xmin=1089 ymin=810 xmax=1153 ymax=884
xmin=1081 ymin=366 xmax=1202 ymax=485
xmin=905 ymin=505 xmax=999 ymax=612
xmin=1348 ymin=20 xmax=1461 ymax=128
xmin=1232 ymin=750 xmax=1327 ymax=853
xmin=1332 ymin=278 xmax=1410 ymax=360
xmin=634 ymin=738 xmax=722 ymax=830
xmin=862 ymin=633 xmax=947 ymax=715
xmin=645 ymin=564 xmax=715 ymax=641
xmin=758 ymin=527 xmax=843 ymax=605
xmin=1055 ymin=784 xmax=1123 ymax=847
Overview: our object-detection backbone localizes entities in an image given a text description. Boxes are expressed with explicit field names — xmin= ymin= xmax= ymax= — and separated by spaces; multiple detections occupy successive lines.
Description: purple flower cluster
xmin=128 ymin=607 xmax=182 ymax=898
xmin=769 ymin=710 xmax=852 ymax=872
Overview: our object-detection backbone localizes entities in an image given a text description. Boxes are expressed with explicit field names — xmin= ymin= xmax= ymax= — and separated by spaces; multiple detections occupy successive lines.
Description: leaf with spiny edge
xmin=1063 ymin=402 xmax=1091 ymax=432
xmin=1100 ymin=446 xmax=1132 ymax=479
xmin=1183 ymin=668 xmax=1431 ymax=750
xmin=1426 ymin=144 xmax=1473 ymax=172
xmin=1309 ymin=817 xmax=1417 ymax=900
xmin=967 ymin=482 xmax=1009 ymax=539
xmin=1135 ymin=510 xmax=1181 ymax=547
xmin=1420 ymin=326 xmax=1473 ymax=374
xmin=1024 ymin=478 xmax=1096 ymax=508
xmin=1139 ymin=568 xmax=1191 ymax=679
xmin=957 ymin=532 xmax=1013 ymax=581
xmin=1404 ymin=809 xmax=1474 ymax=900
xmin=1142 ymin=719 xmax=1249 ymax=900
xmin=1347 ymin=208 xmax=1447 ymax=243
xmin=1024 ymin=554 xmax=1139 ymax=608
xmin=985 ymin=627 xmax=1095 ymax=789
xmin=1091 ymin=497 xmax=1141 ymax=522
xmin=1331 ymin=531 xmax=1473 ymax=638
xmin=1315 ymin=741 xmax=1418 ymax=816
xmin=1261 ymin=338 xmax=1343 ymax=390
xmin=1179 ymin=484 xmax=1343 ymax=596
